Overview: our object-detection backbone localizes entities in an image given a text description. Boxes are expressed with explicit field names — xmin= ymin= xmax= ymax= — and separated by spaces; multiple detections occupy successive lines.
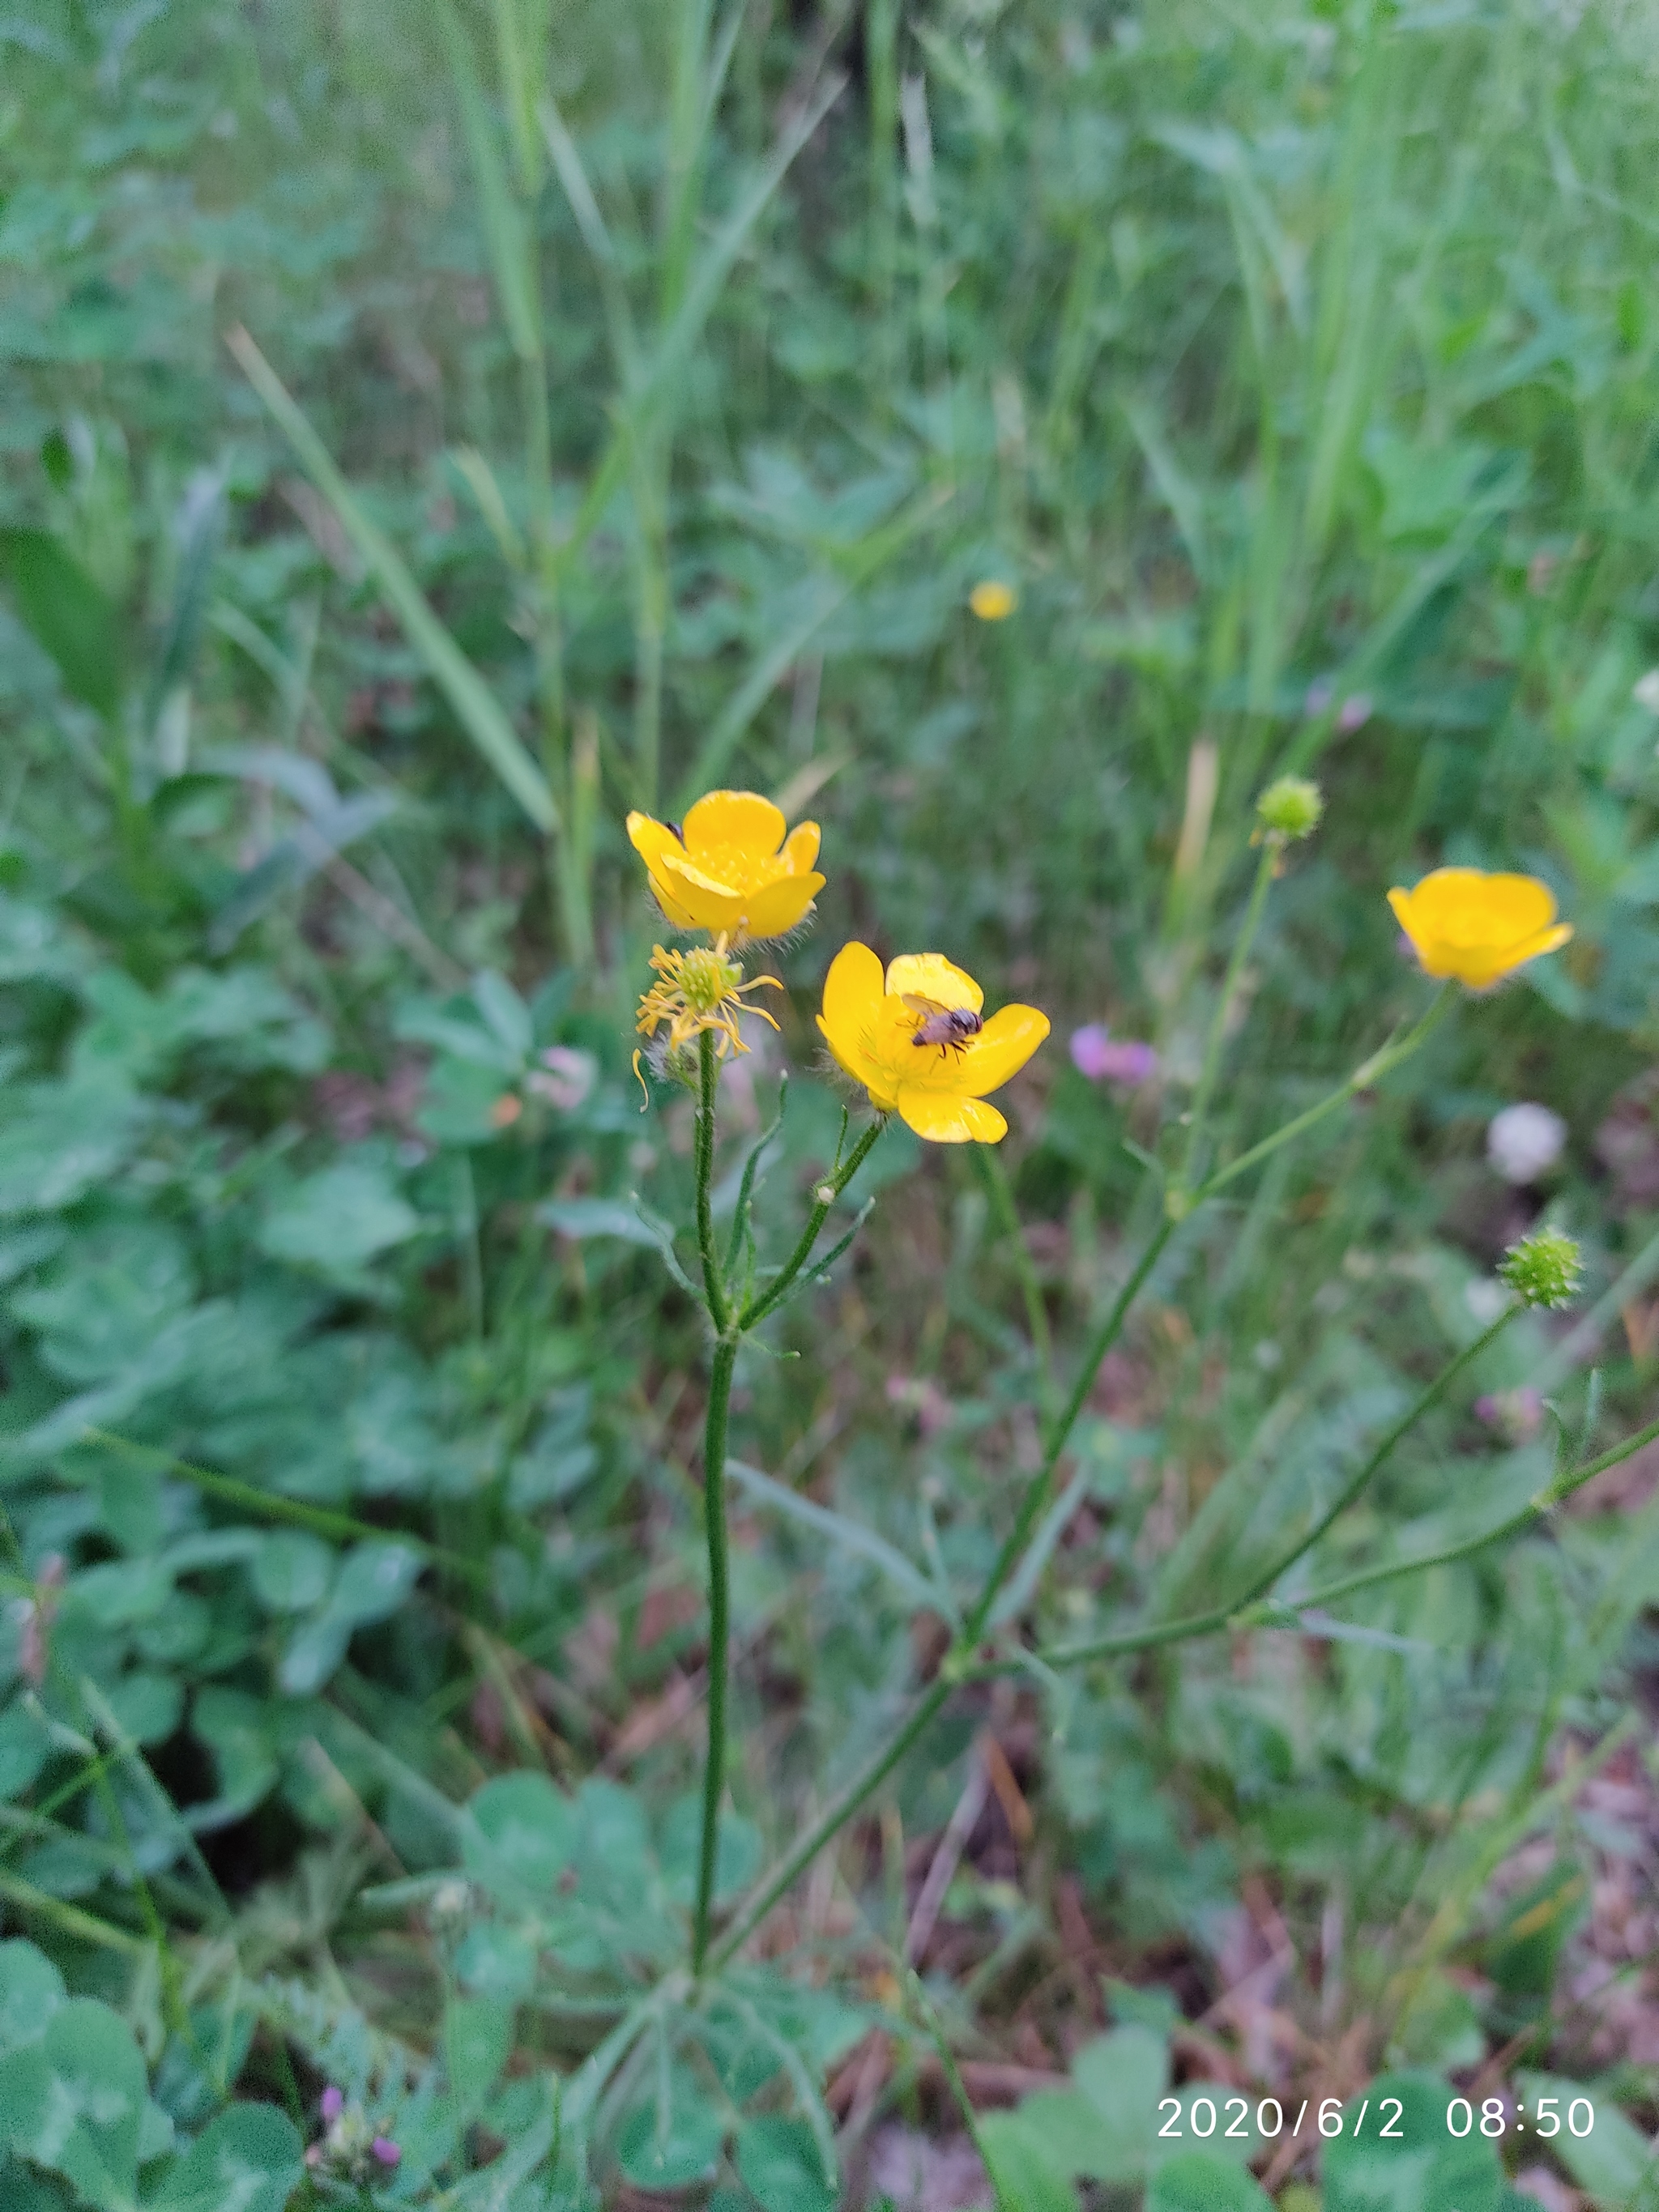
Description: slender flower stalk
xmin=692 ymin=1328 xmax=738 ymax=1974
xmin=1275 ymin=1409 xmax=1659 ymax=1621
xmin=713 ymin=973 xmax=1461 ymax=1961
xmin=1006 ymin=1302 xmax=1520 ymax=1677
xmin=1178 ymin=837 xmax=1278 ymax=1194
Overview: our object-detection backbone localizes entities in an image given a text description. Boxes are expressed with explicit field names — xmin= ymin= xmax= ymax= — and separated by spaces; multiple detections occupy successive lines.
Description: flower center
xmin=678 ymin=946 xmax=744 ymax=1012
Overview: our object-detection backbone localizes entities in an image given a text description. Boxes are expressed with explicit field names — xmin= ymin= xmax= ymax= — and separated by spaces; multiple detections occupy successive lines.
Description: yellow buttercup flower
xmin=969 ymin=580 xmax=1017 ymax=621
xmin=817 ymin=943 xmax=1049 ymax=1144
xmin=633 ymin=939 xmax=780 ymax=1099
xmin=1388 ymin=867 xmax=1572 ymax=988
xmin=626 ymin=790 xmax=825 ymax=944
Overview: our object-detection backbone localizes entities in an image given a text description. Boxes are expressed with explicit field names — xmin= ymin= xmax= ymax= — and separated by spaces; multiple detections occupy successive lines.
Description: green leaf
xmin=0 ymin=1944 xmax=64 ymax=2051
xmin=0 ymin=1998 xmax=147 ymax=2210
xmin=226 ymin=328 xmax=557 ymax=833
xmin=1322 ymin=2072 xmax=1503 ymax=2212
xmin=616 ymin=2084 xmax=723 ymax=2190
xmin=1071 ymin=2023 xmax=1171 ymax=2175
xmin=537 ymin=1196 xmax=664 ymax=1247
xmin=443 ymin=1994 xmax=514 ymax=2116
xmin=0 ymin=530 xmax=122 ymax=718
xmin=0 ymin=1707 xmax=49 ymax=1803
xmin=103 ymin=1669 xmax=181 ymax=1747
xmin=1516 ymin=2073 xmax=1659 ymax=2209
xmin=976 ymin=2111 xmax=1081 ymax=2212
xmin=329 ymin=1541 xmax=423 ymax=1626
xmin=258 ymin=1161 xmax=420 ymax=1273
xmin=250 ymin=1532 xmax=335 ymax=1614
xmin=736 ymin=2116 xmax=835 ymax=2212
xmin=466 ymin=1771 xmax=578 ymax=1896
xmin=1147 ymin=2153 xmax=1273 ymax=2212
xmin=149 ymin=2103 xmax=305 ymax=2212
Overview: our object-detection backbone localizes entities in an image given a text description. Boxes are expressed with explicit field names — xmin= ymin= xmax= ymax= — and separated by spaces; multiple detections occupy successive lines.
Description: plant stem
xmin=976 ymin=1145 xmax=1054 ymax=1416
xmin=709 ymin=1675 xmax=953 ymax=1974
xmin=1179 ymin=837 xmax=1278 ymax=1192
xmin=1284 ymin=1407 xmax=1659 ymax=1617
xmin=710 ymin=987 xmax=1458 ymax=1956
xmin=1015 ymin=1303 xmax=1519 ymax=1675
xmin=961 ymin=1212 xmax=1176 ymax=1649
xmin=692 ymin=1331 xmax=738 ymax=1975
xmin=741 ymin=1117 xmax=885 ymax=1328
xmin=1196 ymin=978 xmax=1454 ymax=1204
xmin=695 ymin=1030 xmax=728 ymax=1330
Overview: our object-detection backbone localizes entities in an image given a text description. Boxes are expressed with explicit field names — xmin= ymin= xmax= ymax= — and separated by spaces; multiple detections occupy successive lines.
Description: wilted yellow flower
xmin=626 ymin=790 xmax=824 ymax=943
xmin=1388 ymin=867 xmax=1572 ymax=988
xmin=969 ymin=580 xmax=1017 ymax=621
xmin=817 ymin=944 xmax=1049 ymax=1144
xmin=633 ymin=940 xmax=780 ymax=1098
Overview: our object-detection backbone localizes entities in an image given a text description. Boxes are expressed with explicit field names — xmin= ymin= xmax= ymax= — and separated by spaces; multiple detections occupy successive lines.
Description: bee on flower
xmin=817 ymin=944 xmax=1048 ymax=1143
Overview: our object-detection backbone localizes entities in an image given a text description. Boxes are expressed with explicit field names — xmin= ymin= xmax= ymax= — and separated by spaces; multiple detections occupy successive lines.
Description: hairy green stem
xmin=1282 ymin=1407 xmax=1659 ymax=1620
xmin=962 ymin=1213 xmax=1177 ymax=1650
xmin=692 ymin=1332 xmax=738 ymax=1975
xmin=742 ymin=1117 xmax=885 ymax=1328
xmin=1179 ymin=837 xmax=1280 ymax=1191
xmin=695 ymin=1030 xmax=728 ymax=1330
xmin=711 ymin=987 xmax=1459 ymax=1953
xmin=1016 ymin=1303 xmax=1519 ymax=1675
xmin=1198 ymin=979 xmax=1454 ymax=1204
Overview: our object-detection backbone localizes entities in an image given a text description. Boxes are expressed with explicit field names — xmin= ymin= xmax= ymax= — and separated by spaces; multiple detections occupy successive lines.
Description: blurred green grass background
xmin=2 ymin=1 xmax=1659 ymax=2204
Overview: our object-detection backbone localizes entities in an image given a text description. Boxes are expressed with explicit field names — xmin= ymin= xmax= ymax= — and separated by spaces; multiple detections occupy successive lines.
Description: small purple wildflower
xmin=1475 ymin=1387 xmax=1543 ymax=1443
xmin=1071 ymin=1025 xmax=1158 ymax=1086
xmin=1337 ymin=691 xmax=1373 ymax=733
xmin=321 ymin=2086 xmax=343 ymax=2125
xmin=1304 ymin=678 xmax=1336 ymax=718
xmin=372 ymin=2137 xmax=402 ymax=2168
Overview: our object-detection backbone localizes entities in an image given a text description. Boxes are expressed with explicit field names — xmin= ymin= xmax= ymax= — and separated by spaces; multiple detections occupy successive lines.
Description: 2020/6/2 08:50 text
xmin=1154 ymin=2094 xmax=1597 ymax=2142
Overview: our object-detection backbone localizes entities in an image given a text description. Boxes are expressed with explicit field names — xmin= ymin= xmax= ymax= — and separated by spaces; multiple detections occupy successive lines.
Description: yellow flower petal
xmin=884 ymin=953 xmax=983 ymax=1014
xmin=818 ymin=941 xmax=1047 ymax=1140
xmin=898 ymin=1090 xmax=1009 ymax=1143
xmin=953 ymin=1004 xmax=1051 ymax=1096
xmin=682 ymin=789 xmax=787 ymax=863
xmin=1388 ymin=867 xmax=1572 ymax=987
xmin=818 ymin=941 xmax=899 ymax=1106
xmin=739 ymin=870 xmax=826 ymax=941
xmin=780 ymin=820 xmax=821 ymax=874
xmin=655 ymin=854 xmax=748 ymax=933
xmin=969 ymin=581 xmax=1017 ymax=622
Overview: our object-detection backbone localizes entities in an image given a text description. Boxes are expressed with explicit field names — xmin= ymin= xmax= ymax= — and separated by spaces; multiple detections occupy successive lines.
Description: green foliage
xmin=0 ymin=1940 xmax=301 ymax=2210
xmin=0 ymin=0 xmax=1658 ymax=2203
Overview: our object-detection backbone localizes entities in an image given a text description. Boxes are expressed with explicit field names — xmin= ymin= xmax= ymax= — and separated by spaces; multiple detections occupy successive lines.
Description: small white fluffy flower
xmin=1486 ymin=1101 xmax=1567 ymax=1185
xmin=1634 ymin=669 xmax=1659 ymax=714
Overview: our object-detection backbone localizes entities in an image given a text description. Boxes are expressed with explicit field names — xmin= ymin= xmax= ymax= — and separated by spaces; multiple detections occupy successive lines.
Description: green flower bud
xmin=1256 ymin=775 xmax=1324 ymax=842
xmin=1498 ymin=1228 xmax=1583 ymax=1311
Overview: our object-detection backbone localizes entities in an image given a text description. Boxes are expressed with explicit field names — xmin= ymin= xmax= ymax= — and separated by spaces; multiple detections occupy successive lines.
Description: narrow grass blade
xmin=434 ymin=0 xmax=542 ymax=364
xmin=225 ymin=326 xmax=558 ymax=834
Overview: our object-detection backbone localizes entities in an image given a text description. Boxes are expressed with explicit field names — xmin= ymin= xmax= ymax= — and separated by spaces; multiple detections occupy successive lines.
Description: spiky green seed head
xmin=1499 ymin=1228 xmax=1583 ymax=1311
xmin=1256 ymin=774 xmax=1324 ymax=842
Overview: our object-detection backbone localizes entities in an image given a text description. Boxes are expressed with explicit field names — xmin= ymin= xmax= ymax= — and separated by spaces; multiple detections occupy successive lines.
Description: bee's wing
xmin=900 ymin=993 xmax=945 ymax=1016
